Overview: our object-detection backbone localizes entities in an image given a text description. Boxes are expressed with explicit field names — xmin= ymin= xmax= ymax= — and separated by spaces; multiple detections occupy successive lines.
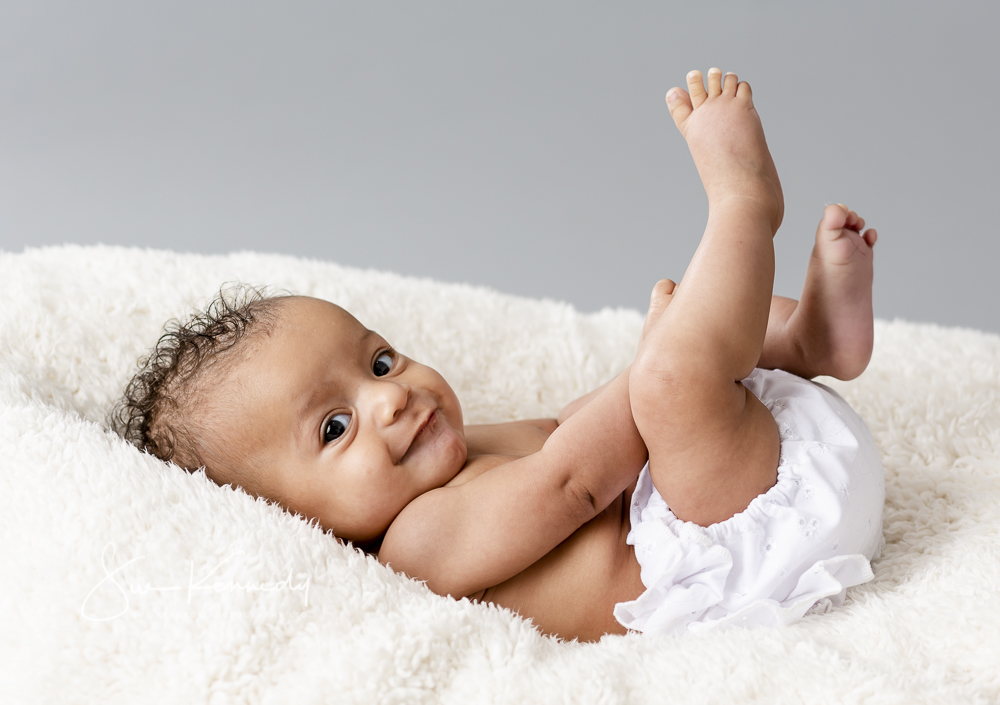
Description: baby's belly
xmin=476 ymin=485 xmax=646 ymax=642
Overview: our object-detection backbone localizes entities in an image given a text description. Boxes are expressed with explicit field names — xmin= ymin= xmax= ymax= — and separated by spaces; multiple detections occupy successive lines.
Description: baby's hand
xmin=641 ymin=279 xmax=676 ymax=342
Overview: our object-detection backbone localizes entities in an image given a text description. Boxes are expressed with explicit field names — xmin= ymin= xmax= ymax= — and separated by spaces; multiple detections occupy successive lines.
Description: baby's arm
xmin=379 ymin=367 xmax=647 ymax=598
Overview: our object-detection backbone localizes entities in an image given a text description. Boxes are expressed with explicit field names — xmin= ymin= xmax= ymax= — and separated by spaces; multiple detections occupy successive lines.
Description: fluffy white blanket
xmin=1 ymin=246 xmax=998 ymax=704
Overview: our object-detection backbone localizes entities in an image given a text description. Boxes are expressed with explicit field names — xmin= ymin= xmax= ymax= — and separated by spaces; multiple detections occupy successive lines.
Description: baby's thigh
xmin=629 ymin=366 xmax=780 ymax=527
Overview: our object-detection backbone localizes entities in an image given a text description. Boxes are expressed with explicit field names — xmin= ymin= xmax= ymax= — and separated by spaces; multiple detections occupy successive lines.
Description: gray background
xmin=1 ymin=2 xmax=997 ymax=331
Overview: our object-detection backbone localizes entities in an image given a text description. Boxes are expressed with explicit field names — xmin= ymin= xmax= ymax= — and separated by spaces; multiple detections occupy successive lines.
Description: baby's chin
xmin=430 ymin=433 xmax=468 ymax=487
xmin=413 ymin=409 xmax=467 ymax=480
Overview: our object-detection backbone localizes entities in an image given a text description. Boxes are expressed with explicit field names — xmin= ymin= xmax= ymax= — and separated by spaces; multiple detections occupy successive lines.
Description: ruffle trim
xmin=614 ymin=540 xmax=873 ymax=634
xmin=614 ymin=370 xmax=879 ymax=634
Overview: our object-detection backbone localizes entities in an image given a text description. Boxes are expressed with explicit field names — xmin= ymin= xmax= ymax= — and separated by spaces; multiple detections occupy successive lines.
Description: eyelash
xmin=323 ymin=412 xmax=351 ymax=445
xmin=373 ymin=348 xmax=395 ymax=376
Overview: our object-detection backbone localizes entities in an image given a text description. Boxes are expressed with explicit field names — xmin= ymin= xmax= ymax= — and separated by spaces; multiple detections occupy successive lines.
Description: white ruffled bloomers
xmin=614 ymin=369 xmax=885 ymax=634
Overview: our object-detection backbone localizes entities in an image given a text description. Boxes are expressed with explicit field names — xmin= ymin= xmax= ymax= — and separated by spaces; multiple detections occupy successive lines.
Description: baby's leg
xmin=761 ymin=204 xmax=877 ymax=380
xmin=644 ymin=205 xmax=877 ymax=382
xmin=630 ymin=68 xmax=782 ymax=527
xmin=570 ymin=207 xmax=874 ymax=429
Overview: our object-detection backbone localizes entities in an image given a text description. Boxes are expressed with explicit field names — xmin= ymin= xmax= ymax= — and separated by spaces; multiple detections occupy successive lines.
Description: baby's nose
xmin=371 ymin=380 xmax=411 ymax=426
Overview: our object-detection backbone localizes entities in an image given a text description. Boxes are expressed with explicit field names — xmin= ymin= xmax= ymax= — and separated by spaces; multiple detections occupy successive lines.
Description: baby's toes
xmin=651 ymin=278 xmax=676 ymax=299
xmin=686 ymin=70 xmax=708 ymax=107
xmin=666 ymin=88 xmax=694 ymax=132
xmin=736 ymin=80 xmax=753 ymax=103
xmin=642 ymin=279 xmax=676 ymax=340
xmin=820 ymin=204 xmax=849 ymax=233
xmin=841 ymin=207 xmax=863 ymax=232
xmin=706 ymin=67 xmax=723 ymax=97
xmin=723 ymin=72 xmax=739 ymax=95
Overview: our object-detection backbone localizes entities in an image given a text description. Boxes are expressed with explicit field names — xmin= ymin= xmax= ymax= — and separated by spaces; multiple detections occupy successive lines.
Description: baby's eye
xmin=373 ymin=352 xmax=393 ymax=377
xmin=324 ymin=413 xmax=352 ymax=444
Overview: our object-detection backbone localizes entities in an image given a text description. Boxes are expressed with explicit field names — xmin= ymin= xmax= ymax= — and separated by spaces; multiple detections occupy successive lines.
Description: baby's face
xmin=220 ymin=296 xmax=467 ymax=542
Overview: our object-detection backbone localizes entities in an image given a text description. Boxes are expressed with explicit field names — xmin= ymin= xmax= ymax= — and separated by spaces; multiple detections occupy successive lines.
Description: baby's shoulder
xmin=382 ymin=452 xmax=520 ymax=550
xmin=375 ymin=451 xmax=523 ymax=587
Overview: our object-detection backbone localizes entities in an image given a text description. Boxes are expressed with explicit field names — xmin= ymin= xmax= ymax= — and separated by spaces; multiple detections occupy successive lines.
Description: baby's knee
xmin=629 ymin=345 xmax=740 ymax=430
xmin=628 ymin=352 xmax=685 ymax=423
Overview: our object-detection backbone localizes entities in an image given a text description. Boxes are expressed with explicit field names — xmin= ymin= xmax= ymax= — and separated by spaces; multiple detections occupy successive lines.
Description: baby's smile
xmin=402 ymin=410 xmax=443 ymax=462
xmin=212 ymin=296 xmax=468 ymax=542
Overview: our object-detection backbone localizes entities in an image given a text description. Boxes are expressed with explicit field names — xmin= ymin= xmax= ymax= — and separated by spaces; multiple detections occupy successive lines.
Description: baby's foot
xmin=787 ymin=204 xmax=877 ymax=380
xmin=641 ymin=279 xmax=676 ymax=342
xmin=667 ymin=69 xmax=784 ymax=232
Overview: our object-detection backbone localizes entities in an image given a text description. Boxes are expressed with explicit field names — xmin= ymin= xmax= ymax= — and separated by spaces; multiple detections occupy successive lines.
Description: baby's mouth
xmin=401 ymin=410 xmax=437 ymax=461
xmin=414 ymin=410 xmax=438 ymax=443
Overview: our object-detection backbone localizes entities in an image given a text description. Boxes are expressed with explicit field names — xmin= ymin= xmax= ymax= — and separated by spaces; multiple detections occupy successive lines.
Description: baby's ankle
xmin=707 ymin=193 xmax=782 ymax=235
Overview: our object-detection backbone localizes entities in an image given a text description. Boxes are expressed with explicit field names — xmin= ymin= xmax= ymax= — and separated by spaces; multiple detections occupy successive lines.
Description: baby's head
xmin=114 ymin=288 xmax=468 ymax=543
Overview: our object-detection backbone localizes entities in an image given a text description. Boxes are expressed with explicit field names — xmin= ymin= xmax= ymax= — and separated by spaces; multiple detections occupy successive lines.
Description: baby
xmin=114 ymin=68 xmax=884 ymax=641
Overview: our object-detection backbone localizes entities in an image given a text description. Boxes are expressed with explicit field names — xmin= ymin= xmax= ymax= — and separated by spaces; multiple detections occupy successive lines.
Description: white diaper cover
xmin=614 ymin=368 xmax=885 ymax=635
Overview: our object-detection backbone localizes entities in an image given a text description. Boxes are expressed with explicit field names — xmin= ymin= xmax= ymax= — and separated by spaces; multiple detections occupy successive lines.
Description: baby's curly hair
xmin=110 ymin=284 xmax=291 ymax=491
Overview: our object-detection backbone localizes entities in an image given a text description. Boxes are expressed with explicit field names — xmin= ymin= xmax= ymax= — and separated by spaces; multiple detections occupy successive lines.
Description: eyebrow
xmin=294 ymin=328 xmax=379 ymax=450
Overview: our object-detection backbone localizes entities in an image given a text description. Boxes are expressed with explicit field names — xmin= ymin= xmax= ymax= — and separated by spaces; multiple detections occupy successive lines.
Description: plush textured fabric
xmin=1 ymin=245 xmax=998 ymax=704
